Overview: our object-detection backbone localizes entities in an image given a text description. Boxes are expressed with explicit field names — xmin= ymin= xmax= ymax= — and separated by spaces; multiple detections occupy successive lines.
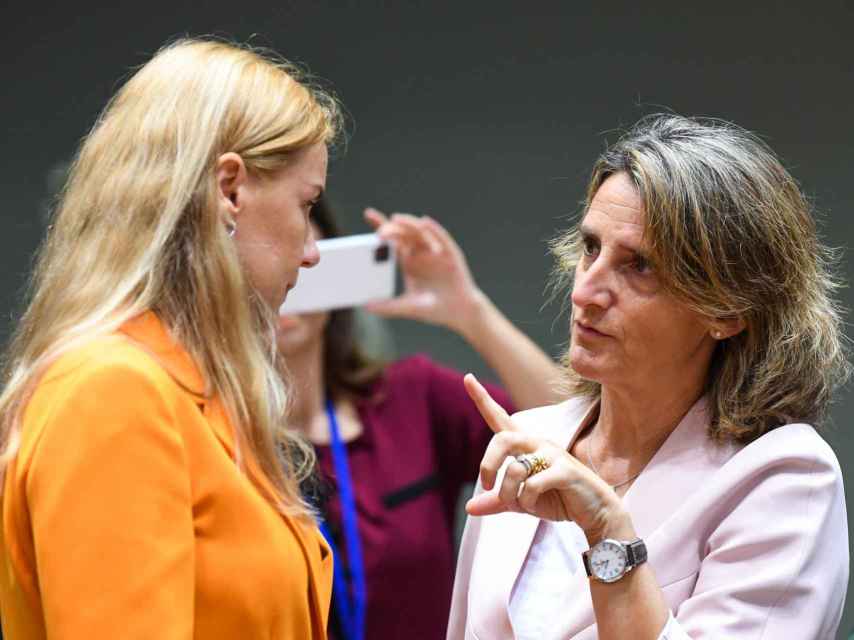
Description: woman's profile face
xmin=568 ymin=172 xmax=715 ymax=392
xmin=276 ymin=222 xmax=331 ymax=357
xmin=233 ymin=143 xmax=327 ymax=310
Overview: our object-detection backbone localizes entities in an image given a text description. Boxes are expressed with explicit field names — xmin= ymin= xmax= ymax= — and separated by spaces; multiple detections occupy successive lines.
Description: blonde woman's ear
xmin=215 ymin=152 xmax=247 ymax=215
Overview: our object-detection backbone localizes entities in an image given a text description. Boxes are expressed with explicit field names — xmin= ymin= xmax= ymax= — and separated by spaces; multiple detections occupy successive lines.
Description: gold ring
xmin=515 ymin=453 xmax=549 ymax=479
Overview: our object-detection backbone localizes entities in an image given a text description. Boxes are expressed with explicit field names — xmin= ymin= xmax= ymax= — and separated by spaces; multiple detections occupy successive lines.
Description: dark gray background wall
xmin=3 ymin=1 xmax=853 ymax=636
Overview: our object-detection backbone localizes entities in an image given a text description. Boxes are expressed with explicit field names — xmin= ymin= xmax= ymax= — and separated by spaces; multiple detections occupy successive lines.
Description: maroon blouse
xmin=315 ymin=354 xmax=514 ymax=640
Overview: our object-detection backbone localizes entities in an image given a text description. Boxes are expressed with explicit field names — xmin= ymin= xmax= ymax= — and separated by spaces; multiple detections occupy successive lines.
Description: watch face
xmin=589 ymin=540 xmax=628 ymax=583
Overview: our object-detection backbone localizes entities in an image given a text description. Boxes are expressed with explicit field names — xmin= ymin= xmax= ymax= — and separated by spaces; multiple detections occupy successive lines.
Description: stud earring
xmin=712 ymin=330 xmax=723 ymax=339
xmin=226 ymin=221 xmax=237 ymax=237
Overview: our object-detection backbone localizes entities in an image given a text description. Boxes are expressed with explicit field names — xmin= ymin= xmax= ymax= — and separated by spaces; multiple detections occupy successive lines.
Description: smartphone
xmin=279 ymin=233 xmax=396 ymax=315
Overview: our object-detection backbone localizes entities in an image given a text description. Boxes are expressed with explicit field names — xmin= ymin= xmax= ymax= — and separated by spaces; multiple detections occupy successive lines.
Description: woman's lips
xmin=575 ymin=321 xmax=609 ymax=339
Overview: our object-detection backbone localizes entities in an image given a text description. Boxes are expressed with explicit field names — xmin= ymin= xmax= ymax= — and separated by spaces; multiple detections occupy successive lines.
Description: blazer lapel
xmin=470 ymin=509 xmax=539 ymax=636
xmin=121 ymin=312 xmax=332 ymax=636
xmin=119 ymin=312 xmax=208 ymax=398
xmin=559 ymin=398 xmax=740 ymax=639
xmin=471 ymin=399 xmax=596 ymax=637
xmin=621 ymin=397 xmax=738 ymax=543
xmin=282 ymin=516 xmax=332 ymax=638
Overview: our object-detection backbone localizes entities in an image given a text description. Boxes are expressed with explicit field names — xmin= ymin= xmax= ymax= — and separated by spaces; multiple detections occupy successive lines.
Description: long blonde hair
xmin=552 ymin=114 xmax=849 ymax=444
xmin=0 ymin=38 xmax=342 ymax=518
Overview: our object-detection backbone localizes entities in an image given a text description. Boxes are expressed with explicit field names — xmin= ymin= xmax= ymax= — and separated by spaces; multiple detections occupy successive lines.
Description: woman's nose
xmin=301 ymin=231 xmax=320 ymax=268
xmin=571 ymin=260 xmax=612 ymax=310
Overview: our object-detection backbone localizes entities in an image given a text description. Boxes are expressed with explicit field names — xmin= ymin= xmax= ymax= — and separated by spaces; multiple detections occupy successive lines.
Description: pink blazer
xmin=447 ymin=397 xmax=848 ymax=639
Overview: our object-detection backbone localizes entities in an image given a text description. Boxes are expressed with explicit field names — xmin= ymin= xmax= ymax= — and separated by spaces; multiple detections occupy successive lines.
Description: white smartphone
xmin=279 ymin=233 xmax=396 ymax=315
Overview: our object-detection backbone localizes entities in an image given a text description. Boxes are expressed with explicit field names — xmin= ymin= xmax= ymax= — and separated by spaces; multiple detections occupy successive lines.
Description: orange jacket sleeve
xmin=25 ymin=358 xmax=195 ymax=638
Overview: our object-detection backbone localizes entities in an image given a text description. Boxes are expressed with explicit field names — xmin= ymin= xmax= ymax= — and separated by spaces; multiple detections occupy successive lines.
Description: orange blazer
xmin=0 ymin=312 xmax=332 ymax=639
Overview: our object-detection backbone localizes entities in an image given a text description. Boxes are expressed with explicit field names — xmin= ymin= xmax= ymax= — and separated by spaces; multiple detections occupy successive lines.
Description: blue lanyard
xmin=319 ymin=399 xmax=366 ymax=640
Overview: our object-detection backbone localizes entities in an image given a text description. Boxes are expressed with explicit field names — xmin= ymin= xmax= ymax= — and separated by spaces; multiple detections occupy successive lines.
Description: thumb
xmin=466 ymin=491 xmax=513 ymax=516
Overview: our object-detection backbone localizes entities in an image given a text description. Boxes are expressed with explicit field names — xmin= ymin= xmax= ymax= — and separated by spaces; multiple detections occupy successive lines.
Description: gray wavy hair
xmin=551 ymin=114 xmax=850 ymax=444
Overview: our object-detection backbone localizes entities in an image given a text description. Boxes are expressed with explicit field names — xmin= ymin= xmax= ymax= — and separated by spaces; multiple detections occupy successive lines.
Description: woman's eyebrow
xmin=579 ymin=224 xmax=650 ymax=258
xmin=578 ymin=225 xmax=598 ymax=242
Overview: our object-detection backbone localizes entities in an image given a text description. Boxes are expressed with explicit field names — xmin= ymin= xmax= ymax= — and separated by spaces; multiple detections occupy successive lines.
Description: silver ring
xmin=514 ymin=453 xmax=549 ymax=479
xmin=515 ymin=454 xmax=534 ymax=477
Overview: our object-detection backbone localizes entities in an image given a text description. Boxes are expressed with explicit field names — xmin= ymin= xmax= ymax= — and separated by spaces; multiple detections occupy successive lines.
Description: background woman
xmin=277 ymin=198 xmax=563 ymax=639
xmin=448 ymin=114 xmax=849 ymax=639
xmin=0 ymin=38 xmax=340 ymax=639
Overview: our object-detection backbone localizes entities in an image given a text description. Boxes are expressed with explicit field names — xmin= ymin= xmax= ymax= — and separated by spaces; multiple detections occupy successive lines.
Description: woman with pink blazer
xmin=448 ymin=114 xmax=849 ymax=639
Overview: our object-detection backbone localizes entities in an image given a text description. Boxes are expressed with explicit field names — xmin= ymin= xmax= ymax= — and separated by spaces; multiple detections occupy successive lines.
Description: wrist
xmin=584 ymin=506 xmax=637 ymax=547
xmin=453 ymin=288 xmax=492 ymax=339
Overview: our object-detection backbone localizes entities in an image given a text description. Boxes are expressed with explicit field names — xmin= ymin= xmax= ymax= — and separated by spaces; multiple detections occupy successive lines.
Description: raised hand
xmin=362 ymin=208 xmax=485 ymax=334
xmin=463 ymin=374 xmax=630 ymax=542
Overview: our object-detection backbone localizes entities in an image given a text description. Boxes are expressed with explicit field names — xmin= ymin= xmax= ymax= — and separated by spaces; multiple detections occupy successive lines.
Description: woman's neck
xmin=588 ymin=370 xmax=707 ymax=480
xmin=283 ymin=339 xmax=363 ymax=445
xmin=284 ymin=340 xmax=327 ymax=441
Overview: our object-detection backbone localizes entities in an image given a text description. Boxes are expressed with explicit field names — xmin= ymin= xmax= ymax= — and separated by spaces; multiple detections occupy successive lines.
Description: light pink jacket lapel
xmin=448 ymin=395 xmax=736 ymax=640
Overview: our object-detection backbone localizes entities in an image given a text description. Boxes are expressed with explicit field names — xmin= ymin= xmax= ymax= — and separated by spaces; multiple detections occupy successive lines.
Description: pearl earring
xmin=713 ymin=330 xmax=723 ymax=339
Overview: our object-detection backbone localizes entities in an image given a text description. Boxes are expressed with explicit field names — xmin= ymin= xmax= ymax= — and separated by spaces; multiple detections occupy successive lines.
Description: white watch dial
xmin=590 ymin=540 xmax=628 ymax=582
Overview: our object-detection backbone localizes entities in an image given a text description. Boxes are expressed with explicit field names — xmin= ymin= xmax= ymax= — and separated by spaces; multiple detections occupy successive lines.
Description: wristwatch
xmin=582 ymin=538 xmax=648 ymax=583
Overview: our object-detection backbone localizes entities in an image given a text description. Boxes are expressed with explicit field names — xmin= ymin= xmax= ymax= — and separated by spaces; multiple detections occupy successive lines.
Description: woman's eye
xmin=582 ymin=239 xmax=598 ymax=256
xmin=632 ymin=256 xmax=652 ymax=274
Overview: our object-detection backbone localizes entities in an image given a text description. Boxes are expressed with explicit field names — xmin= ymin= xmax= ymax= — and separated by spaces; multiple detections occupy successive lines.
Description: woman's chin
xmin=276 ymin=331 xmax=310 ymax=358
xmin=277 ymin=314 xmax=301 ymax=331
xmin=568 ymin=349 xmax=609 ymax=384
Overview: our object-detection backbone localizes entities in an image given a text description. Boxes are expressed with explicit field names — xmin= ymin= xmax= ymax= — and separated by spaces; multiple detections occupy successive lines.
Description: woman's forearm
xmin=586 ymin=514 xmax=670 ymax=640
xmin=456 ymin=290 xmax=564 ymax=409
xmin=589 ymin=565 xmax=670 ymax=639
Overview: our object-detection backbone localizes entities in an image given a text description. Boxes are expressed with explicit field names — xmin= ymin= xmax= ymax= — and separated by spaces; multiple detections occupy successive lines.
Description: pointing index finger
xmin=463 ymin=373 xmax=517 ymax=434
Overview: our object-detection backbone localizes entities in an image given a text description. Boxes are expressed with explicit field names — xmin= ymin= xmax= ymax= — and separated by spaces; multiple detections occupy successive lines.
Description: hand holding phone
xmin=361 ymin=209 xmax=482 ymax=335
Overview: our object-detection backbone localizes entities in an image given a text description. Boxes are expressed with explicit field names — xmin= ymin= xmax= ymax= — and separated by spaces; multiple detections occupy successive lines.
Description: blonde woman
xmin=0 ymin=39 xmax=341 ymax=639
xmin=448 ymin=115 xmax=849 ymax=639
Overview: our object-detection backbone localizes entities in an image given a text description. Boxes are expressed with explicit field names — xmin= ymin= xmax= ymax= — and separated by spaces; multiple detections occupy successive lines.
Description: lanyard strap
xmin=319 ymin=399 xmax=366 ymax=640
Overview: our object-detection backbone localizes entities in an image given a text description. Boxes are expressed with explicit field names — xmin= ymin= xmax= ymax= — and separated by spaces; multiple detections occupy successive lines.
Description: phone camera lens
xmin=374 ymin=244 xmax=390 ymax=263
